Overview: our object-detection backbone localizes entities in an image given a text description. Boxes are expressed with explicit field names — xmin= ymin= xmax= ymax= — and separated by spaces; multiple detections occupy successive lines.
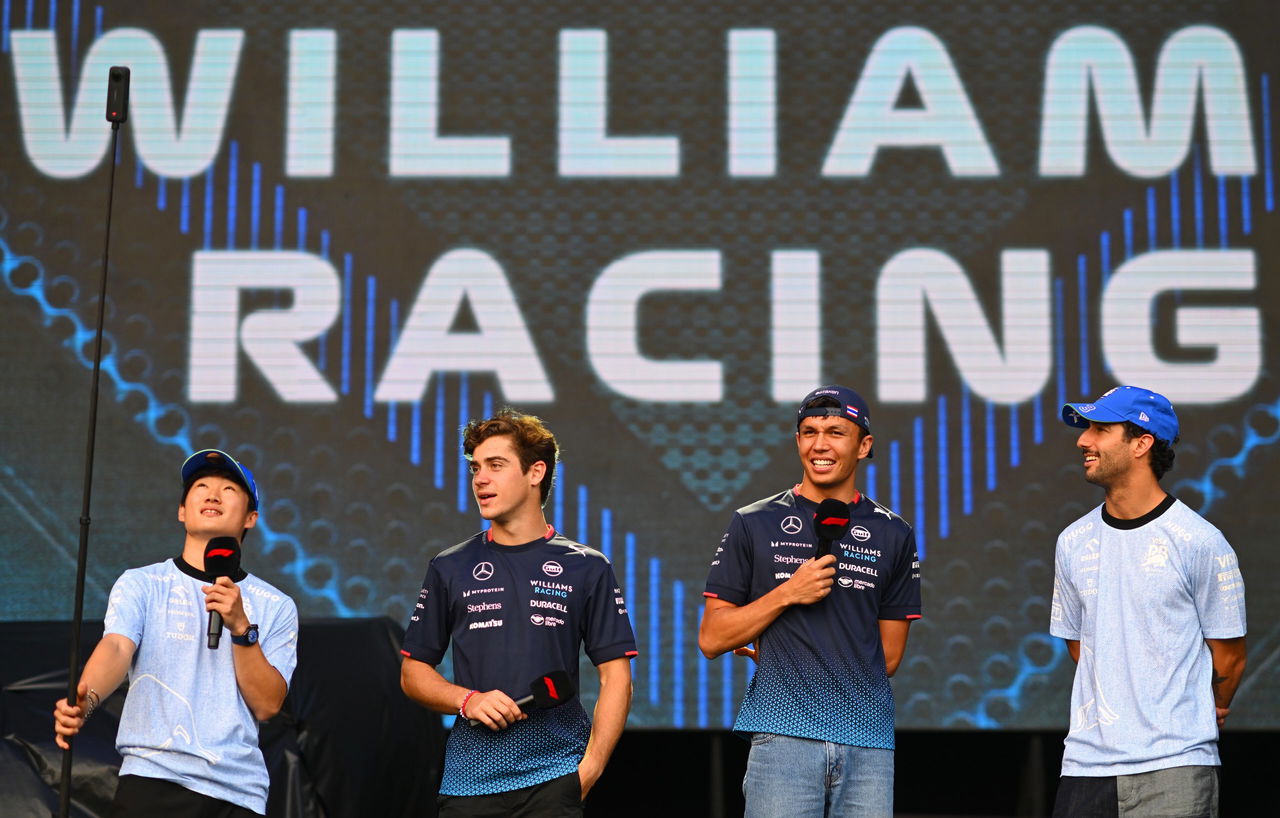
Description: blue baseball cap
xmin=797 ymin=385 xmax=874 ymax=458
xmin=1062 ymin=386 xmax=1179 ymax=444
xmin=181 ymin=449 xmax=260 ymax=511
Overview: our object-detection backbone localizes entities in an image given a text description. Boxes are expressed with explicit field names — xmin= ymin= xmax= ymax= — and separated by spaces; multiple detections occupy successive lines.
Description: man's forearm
xmin=579 ymin=659 xmax=632 ymax=791
xmin=81 ymin=634 xmax=136 ymax=704
xmin=231 ymin=644 xmax=288 ymax=721
xmin=699 ymin=590 xmax=790 ymax=658
xmin=1207 ymin=637 xmax=1247 ymax=710
xmin=401 ymin=657 xmax=470 ymax=715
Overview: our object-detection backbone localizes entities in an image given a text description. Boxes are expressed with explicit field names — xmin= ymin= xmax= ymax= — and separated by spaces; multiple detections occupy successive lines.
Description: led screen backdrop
xmin=2 ymin=0 xmax=1277 ymax=729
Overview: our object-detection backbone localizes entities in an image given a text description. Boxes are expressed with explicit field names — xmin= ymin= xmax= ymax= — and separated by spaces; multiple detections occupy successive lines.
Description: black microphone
xmin=106 ymin=66 xmax=130 ymax=123
xmin=813 ymin=498 xmax=851 ymax=559
xmin=469 ymin=670 xmax=575 ymax=727
xmin=203 ymin=536 xmax=241 ymax=649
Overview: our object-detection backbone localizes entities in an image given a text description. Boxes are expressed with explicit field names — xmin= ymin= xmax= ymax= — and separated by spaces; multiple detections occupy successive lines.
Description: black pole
xmin=57 ymin=66 xmax=130 ymax=818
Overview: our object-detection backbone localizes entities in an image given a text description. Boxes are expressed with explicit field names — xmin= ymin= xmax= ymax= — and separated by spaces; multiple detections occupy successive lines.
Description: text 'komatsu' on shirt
xmin=401 ymin=528 xmax=637 ymax=796
xmin=1050 ymin=495 xmax=1247 ymax=776
xmin=705 ymin=489 xmax=922 ymax=749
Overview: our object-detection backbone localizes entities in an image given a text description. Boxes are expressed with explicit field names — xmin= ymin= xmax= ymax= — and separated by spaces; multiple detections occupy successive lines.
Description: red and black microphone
xmin=469 ymin=670 xmax=575 ymax=727
xmin=203 ymin=536 xmax=241 ymax=649
xmin=813 ymin=499 xmax=851 ymax=559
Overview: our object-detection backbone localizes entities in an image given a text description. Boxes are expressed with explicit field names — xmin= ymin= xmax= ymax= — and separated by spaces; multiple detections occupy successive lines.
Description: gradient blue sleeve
xmin=401 ymin=560 xmax=451 ymax=664
xmin=703 ymin=513 xmax=752 ymax=606
xmin=879 ymin=528 xmax=922 ymax=619
xmin=584 ymin=560 xmax=638 ymax=665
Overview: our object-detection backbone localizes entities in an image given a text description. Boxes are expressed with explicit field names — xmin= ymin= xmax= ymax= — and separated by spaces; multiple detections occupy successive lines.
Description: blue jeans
xmin=743 ymin=733 xmax=893 ymax=818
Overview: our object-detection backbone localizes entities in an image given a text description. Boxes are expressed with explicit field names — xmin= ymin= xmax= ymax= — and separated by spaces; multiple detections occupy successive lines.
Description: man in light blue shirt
xmin=53 ymin=449 xmax=298 ymax=817
xmin=1051 ymin=386 xmax=1247 ymax=818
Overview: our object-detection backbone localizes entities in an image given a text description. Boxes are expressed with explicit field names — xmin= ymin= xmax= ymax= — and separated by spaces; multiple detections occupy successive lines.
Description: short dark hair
xmin=1121 ymin=421 xmax=1178 ymax=480
xmin=463 ymin=409 xmax=559 ymax=505
xmin=181 ymin=466 xmax=255 ymax=542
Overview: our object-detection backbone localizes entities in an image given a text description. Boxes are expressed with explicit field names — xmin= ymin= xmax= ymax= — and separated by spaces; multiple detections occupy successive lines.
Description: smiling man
xmin=52 ymin=449 xmax=298 ymax=817
xmin=400 ymin=409 xmax=637 ymax=817
xmin=699 ymin=386 xmax=921 ymax=818
xmin=1052 ymin=386 xmax=1247 ymax=818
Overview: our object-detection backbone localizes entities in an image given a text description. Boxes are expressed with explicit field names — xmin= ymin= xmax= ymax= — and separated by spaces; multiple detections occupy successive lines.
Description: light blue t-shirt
xmin=104 ymin=558 xmax=299 ymax=814
xmin=1050 ymin=496 xmax=1246 ymax=776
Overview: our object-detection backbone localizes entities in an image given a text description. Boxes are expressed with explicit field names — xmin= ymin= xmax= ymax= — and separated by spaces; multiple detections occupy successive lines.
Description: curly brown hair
xmin=462 ymin=409 xmax=559 ymax=505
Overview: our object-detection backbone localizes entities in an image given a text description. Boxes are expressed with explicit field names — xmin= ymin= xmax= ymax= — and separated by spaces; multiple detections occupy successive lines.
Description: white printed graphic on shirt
xmin=1069 ymin=643 xmax=1120 ymax=734
xmin=131 ymin=674 xmax=222 ymax=764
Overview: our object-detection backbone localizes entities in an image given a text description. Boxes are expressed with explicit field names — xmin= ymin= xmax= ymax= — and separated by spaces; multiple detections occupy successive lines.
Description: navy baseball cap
xmin=181 ymin=449 xmax=260 ymax=511
xmin=797 ymin=385 xmax=874 ymax=458
xmin=1062 ymin=386 xmax=1179 ymax=444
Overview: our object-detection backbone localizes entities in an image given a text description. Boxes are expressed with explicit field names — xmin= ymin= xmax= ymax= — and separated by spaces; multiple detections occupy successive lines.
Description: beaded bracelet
xmin=84 ymin=688 xmax=101 ymax=720
xmin=459 ymin=689 xmax=478 ymax=719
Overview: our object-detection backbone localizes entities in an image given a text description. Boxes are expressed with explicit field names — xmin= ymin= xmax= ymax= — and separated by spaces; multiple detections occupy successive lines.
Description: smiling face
xmin=470 ymin=434 xmax=546 ymax=525
xmin=796 ymin=416 xmax=872 ymax=498
xmin=1076 ymin=421 xmax=1150 ymax=488
xmin=177 ymin=473 xmax=258 ymax=542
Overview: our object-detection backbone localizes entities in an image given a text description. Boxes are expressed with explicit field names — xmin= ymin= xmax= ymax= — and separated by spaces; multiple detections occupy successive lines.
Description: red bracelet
xmin=459 ymin=689 xmax=478 ymax=718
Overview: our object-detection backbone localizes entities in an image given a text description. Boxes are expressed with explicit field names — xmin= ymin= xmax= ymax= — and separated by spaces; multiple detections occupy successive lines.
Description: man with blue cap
xmin=53 ymin=449 xmax=298 ymax=816
xmin=699 ymin=386 xmax=921 ymax=817
xmin=1050 ymin=386 xmax=1247 ymax=817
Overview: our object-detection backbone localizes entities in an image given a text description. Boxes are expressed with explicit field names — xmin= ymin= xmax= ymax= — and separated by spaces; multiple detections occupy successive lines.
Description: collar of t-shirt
xmin=172 ymin=554 xmax=249 ymax=583
xmin=482 ymin=524 xmax=557 ymax=551
xmin=791 ymin=485 xmax=862 ymax=511
xmin=1100 ymin=493 xmax=1176 ymax=530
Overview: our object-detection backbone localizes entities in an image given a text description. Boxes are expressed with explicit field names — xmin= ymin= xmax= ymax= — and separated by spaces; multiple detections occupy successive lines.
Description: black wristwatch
xmin=231 ymin=624 xmax=259 ymax=647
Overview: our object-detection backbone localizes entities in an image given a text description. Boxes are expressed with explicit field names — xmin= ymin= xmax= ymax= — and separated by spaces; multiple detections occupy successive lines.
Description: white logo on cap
xmin=1139 ymin=411 xmax=1150 ymax=422
xmin=781 ymin=516 xmax=803 ymax=534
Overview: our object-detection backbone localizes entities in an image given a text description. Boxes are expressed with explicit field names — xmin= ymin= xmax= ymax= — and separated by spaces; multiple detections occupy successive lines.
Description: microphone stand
xmin=58 ymin=66 xmax=130 ymax=818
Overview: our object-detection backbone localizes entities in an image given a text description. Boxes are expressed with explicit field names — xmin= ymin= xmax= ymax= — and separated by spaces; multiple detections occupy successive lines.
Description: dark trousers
xmin=437 ymin=772 xmax=583 ymax=817
xmin=109 ymin=774 xmax=259 ymax=818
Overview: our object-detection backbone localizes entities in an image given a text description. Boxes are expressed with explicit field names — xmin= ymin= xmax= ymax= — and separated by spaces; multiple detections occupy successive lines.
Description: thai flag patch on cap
xmin=846 ymin=405 xmax=859 ymax=419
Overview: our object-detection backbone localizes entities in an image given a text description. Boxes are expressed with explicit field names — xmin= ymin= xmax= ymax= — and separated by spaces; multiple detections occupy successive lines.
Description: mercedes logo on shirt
xmin=780 ymin=516 xmax=803 ymax=534
xmin=472 ymin=562 xmax=495 ymax=581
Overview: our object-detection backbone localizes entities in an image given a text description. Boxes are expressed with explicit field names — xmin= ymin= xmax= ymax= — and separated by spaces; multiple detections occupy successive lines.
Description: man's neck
xmin=488 ymin=505 xmax=551 ymax=545
xmin=796 ymin=479 xmax=860 ymax=505
xmin=1103 ymin=476 xmax=1167 ymax=520
xmin=180 ymin=536 xmax=210 ymax=571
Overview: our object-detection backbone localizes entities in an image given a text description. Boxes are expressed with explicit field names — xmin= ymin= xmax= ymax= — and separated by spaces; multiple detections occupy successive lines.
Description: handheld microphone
xmin=813 ymin=499 xmax=851 ymax=559
xmin=468 ymin=670 xmax=575 ymax=727
xmin=203 ymin=536 xmax=241 ymax=649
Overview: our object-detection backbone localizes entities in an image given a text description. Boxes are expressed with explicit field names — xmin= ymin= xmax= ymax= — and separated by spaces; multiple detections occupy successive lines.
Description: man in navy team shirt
xmin=700 ymin=386 xmax=921 ymax=818
xmin=400 ymin=409 xmax=637 ymax=816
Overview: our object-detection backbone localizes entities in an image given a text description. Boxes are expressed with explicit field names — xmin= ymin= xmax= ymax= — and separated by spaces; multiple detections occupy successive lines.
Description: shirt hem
xmin=438 ymin=759 xmax=579 ymax=797
xmin=1061 ymin=749 xmax=1220 ymax=777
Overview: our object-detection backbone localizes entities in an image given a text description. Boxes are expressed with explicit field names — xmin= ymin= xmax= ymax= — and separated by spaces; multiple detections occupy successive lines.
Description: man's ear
xmin=177 ymin=505 xmax=186 ymax=524
xmin=243 ymin=510 xmax=259 ymax=531
xmin=859 ymin=433 xmax=875 ymax=460
xmin=527 ymin=460 xmax=547 ymax=488
xmin=1130 ymin=433 xmax=1156 ymax=459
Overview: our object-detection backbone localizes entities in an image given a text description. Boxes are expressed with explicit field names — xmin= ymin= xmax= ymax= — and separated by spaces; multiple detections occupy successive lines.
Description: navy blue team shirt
xmin=705 ymin=489 xmax=921 ymax=749
xmin=402 ymin=527 xmax=637 ymax=796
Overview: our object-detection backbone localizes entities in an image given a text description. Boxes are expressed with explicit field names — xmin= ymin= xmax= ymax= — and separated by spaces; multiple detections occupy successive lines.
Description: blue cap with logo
xmin=181 ymin=449 xmax=260 ymax=511
xmin=797 ymin=385 xmax=874 ymax=458
xmin=1061 ymin=386 xmax=1179 ymax=444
